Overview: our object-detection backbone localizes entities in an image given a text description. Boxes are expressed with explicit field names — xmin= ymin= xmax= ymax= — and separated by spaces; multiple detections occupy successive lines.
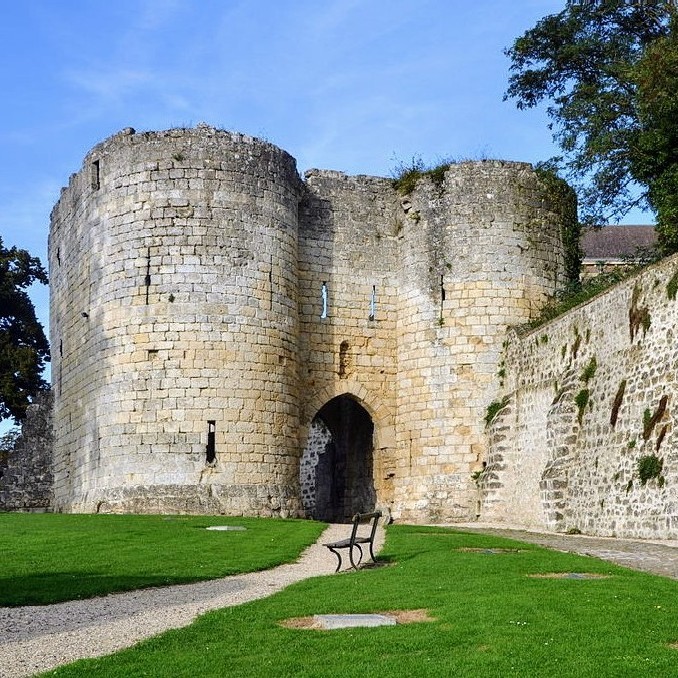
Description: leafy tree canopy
xmin=0 ymin=236 xmax=50 ymax=423
xmin=505 ymin=0 xmax=676 ymax=231
xmin=632 ymin=16 xmax=678 ymax=251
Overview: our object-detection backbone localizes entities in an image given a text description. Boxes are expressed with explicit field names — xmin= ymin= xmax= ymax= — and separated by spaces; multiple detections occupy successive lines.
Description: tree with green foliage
xmin=0 ymin=236 xmax=50 ymax=423
xmin=505 ymin=0 xmax=676 ymax=233
xmin=631 ymin=16 xmax=678 ymax=252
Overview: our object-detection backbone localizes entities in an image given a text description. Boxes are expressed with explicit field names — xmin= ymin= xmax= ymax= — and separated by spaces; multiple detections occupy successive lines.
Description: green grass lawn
xmin=0 ymin=513 xmax=326 ymax=606
xmin=40 ymin=526 xmax=678 ymax=678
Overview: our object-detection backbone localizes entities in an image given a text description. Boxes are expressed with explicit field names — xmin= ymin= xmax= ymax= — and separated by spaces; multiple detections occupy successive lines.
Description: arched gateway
xmin=300 ymin=395 xmax=376 ymax=522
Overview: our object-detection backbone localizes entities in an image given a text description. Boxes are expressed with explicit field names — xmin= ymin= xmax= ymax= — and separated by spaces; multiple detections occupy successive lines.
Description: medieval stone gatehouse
xmin=47 ymin=125 xmax=568 ymax=522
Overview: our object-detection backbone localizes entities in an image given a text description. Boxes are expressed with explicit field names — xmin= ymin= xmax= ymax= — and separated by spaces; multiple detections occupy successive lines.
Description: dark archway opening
xmin=305 ymin=395 xmax=376 ymax=522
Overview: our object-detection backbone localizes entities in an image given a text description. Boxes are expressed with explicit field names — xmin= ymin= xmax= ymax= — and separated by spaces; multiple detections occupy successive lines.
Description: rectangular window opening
xmin=369 ymin=284 xmax=376 ymax=321
xmin=206 ymin=420 xmax=216 ymax=465
xmin=144 ymin=248 xmax=151 ymax=305
xmin=439 ymin=275 xmax=446 ymax=325
xmin=91 ymin=160 xmax=100 ymax=190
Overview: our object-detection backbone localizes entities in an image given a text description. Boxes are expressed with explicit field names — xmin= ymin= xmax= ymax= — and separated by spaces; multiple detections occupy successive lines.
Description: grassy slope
xmin=43 ymin=526 xmax=678 ymax=678
xmin=0 ymin=513 xmax=326 ymax=606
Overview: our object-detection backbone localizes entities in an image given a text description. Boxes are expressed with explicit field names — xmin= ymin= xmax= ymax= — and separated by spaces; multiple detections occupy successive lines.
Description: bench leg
xmin=368 ymin=541 xmax=376 ymax=563
xmin=327 ymin=547 xmax=343 ymax=572
xmin=348 ymin=544 xmax=363 ymax=570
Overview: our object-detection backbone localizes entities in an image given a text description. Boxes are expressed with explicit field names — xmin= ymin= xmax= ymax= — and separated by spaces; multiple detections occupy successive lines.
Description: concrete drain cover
xmin=206 ymin=525 xmax=247 ymax=531
xmin=313 ymin=614 xmax=397 ymax=630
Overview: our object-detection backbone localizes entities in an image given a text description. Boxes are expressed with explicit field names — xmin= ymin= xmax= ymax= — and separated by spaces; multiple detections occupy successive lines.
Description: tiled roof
xmin=581 ymin=225 xmax=657 ymax=260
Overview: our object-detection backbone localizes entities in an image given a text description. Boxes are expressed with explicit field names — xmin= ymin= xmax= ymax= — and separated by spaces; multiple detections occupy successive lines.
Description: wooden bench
xmin=324 ymin=511 xmax=382 ymax=572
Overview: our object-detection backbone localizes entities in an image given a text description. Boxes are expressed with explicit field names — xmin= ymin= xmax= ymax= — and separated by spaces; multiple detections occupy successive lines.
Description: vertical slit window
xmin=439 ymin=275 xmax=446 ymax=325
xmin=369 ymin=285 xmax=376 ymax=321
xmin=91 ymin=160 xmax=100 ymax=190
xmin=144 ymin=248 xmax=151 ymax=305
xmin=206 ymin=421 xmax=216 ymax=465
xmin=269 ymin=264 xmax=273 ymax=309
xmin=320 ymin=282 xmax=328 ymax=319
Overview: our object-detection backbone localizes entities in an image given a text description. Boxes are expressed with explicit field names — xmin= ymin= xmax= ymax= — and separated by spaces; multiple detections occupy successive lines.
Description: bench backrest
xmin=349 ymin=511 xmax=382 ymax=543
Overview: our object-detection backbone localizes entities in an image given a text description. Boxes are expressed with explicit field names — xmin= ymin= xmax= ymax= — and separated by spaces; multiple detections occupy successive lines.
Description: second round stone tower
xmin=50 ymin=126 xmax=304 ymax=514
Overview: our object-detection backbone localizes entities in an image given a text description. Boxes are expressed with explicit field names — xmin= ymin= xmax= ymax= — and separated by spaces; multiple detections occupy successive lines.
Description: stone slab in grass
xmin=280 ymin=609 xmax=435 ymax=630
xmin=206 ymin=526 xmax=247 ymax=531
xmin=313 ymin=614 xmax=397 ymax=629
xmin=528 ymin=572 xmax=610 ymax=579
xmin=457 ymin=547 xmax=524 ymax=554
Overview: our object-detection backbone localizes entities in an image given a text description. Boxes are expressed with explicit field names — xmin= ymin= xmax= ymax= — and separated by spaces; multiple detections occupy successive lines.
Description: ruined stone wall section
xmin=0 ymin=392 xmax=53 ymax=510
xmin=393 ymin=163 xmax=567 ymax=522
xmin=299 ymin=418 xmax=332 ymax=517
xmin=482 ymin=253 xmax=678 ymax=538
xmin=50 ymin=127 xmax=304 ymax=516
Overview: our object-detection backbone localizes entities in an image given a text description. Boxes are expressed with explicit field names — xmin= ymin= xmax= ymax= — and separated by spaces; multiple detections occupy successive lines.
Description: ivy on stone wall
xmin=667 ymin=269 xmax=678 ymax=300
xmin=629 ymin=284 xmax=652 ymax=341
xmin=580 ymin=356 xmax=597 ymax=383
xmin=574 ymin=389 xmax=590 ymax=424
xmin=391 ymin=157 xmax=451 ymax=196
xmin=485 ymin=396 xmax=510 ymax=428
xmin=637 ymin=454 xmax=664 ymax=486
xmin=642 ymin=395 xmax=668 ymax=441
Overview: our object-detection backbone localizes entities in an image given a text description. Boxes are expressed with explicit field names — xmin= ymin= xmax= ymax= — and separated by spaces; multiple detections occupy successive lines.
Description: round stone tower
xmin=49 ymin=126 xmax=303 ymax=515
xmin=392 ymin=161 xmax=569 ymax=522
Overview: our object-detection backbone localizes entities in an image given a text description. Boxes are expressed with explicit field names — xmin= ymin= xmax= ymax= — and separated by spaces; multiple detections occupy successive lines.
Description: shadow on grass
xmin=358 ymin=554 xmax=397 ymax=570
xmin=0 ymin=572 xmax=208 ymax=607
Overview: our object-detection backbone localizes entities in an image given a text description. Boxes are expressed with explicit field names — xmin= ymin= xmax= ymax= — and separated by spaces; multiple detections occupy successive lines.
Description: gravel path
xmin=0 ymin=523 xmax=385 ymax=678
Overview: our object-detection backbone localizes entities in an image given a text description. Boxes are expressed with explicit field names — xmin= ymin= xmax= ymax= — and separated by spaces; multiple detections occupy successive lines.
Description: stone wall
xmin=0 ymin=392 xmax=53 ymax=511
xmin=299 ymin=418 xmax=331 ymax=517
xmin=480 ymin=254 xmax=678 ymax=539
xmin=48 ymin=126 xmax=570 ymax=520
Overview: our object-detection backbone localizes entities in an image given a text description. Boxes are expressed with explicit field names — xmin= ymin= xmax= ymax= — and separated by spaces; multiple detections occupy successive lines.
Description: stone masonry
xmin=0 ymin=392 xmax=53 ymax=511
xmin=47 ymin=125 xmax=569 ymax=522
xmin=480 ymin=253 xmax=678 ymax=539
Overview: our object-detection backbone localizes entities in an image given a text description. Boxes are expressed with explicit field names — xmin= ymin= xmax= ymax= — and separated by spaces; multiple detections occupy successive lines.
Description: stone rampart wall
xmin=481 ymin=254 xmax=678 ymax=538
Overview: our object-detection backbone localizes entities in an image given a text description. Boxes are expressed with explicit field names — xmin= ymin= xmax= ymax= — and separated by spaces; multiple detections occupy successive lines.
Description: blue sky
xmin=0 ymin=1 xmax=651 ymax=391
